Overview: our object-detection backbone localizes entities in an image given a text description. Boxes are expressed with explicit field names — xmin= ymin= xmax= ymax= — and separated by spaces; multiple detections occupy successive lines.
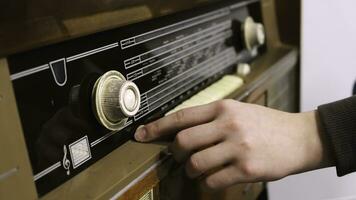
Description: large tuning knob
xmin=243 ymin=17 xmax=265 ymax=51
xmin=92 ymin=70 xmax=141 ymax=131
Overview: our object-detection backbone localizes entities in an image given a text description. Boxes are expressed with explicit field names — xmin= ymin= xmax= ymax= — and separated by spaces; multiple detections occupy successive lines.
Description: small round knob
xmin=92 ymin=70 xmax=141 ymax=131
xmin=237 ymin=63 xmax=251 ymax=77
xmin=243 ymin=17 xmax=265 ymax=51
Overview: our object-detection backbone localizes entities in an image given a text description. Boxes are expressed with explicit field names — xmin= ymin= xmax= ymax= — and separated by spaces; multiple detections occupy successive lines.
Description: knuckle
xmin=215 ymin=99 xmax=235 ymax=114
xmin=215 ymin=100 xmax=229 ymax=112
xmin=174 ymin=110 xmax=186 ymax=124
xmin=175 ymin=131 xmax=189 ymax=150
xmin=145 ymin=122 xmax=159 ymax=136
xmin=239 ymin=137 xmax=253 ymax=152
xmin=224 ymin=118 xmax=240 ymax=132
xmin=203 ymin=177 xmax=219 ymax=190
xmin=203 ymin=178 xmax=217 ymax=190
xmin=188 ymin=154 xmax=203 ymax=174
xmin=240 ymin=162 xmax=258 ymax=178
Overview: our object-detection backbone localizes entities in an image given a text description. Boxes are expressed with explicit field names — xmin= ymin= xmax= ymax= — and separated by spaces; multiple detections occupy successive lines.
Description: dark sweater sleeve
xmin=318 ymin=95 xmax=356 ymax=176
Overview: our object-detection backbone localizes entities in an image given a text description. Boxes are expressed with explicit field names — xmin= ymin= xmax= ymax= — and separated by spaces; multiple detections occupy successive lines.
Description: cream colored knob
xmin=243 ymin=17 xmax=266 ymax=51
xmin=237 ymin=63 xmax=251 ymax=77
xmin=92 ymin=70 xmax=141 ymax=131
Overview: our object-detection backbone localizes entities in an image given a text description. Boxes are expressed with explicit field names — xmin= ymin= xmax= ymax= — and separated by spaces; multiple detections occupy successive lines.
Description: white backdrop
xmin=268 ymin=0 xmax=356 ymax=199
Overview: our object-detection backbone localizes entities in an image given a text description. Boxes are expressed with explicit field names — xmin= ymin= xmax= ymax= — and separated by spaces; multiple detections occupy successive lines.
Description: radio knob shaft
xmin=243 ymin=17 xmax=266 ymax=51
xmin=92 ymin=70 xmax=141 ymax=131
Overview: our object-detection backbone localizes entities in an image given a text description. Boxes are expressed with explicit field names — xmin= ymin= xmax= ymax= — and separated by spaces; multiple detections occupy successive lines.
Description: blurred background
xmin=269 ymin=0 xmax=356 ymax=199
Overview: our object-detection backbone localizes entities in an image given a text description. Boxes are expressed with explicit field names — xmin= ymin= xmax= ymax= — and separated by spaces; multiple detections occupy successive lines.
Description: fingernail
xmin=135 ymin=125 xmax=147 ymax=142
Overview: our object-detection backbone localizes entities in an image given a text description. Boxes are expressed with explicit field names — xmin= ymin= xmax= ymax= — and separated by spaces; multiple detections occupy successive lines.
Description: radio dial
xmin=92 ymin=70 xmax=141 ymax=131
xmin=243 ymin=17 xmax=265 ymax=51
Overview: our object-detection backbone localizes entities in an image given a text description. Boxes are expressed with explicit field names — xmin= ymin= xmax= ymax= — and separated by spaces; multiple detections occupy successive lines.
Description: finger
xmin=202 ymin=163 xmax=261 ymax=191
xmin=170 ymin=121 xmax=225 ymax=162
xmin=185 ymin=142 xmax=234 ymax=178
xmin=135 ymin=103 xmax=218 ymax=142
xmin=201 ymin=165 xmax=241 ymax=191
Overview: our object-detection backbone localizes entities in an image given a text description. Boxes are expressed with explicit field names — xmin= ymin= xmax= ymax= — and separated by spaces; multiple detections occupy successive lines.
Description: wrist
xmin=294 ymin=111 xmax=335 ymax=173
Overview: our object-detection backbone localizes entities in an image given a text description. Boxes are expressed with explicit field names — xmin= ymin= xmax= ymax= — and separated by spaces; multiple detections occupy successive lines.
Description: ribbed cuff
xmin=318 ymin=95 xmax=356 ymax=176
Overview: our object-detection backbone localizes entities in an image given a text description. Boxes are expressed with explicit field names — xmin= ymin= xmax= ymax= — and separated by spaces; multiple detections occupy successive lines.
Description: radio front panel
xmin=7 ymin=0 xmax=263 ymax=196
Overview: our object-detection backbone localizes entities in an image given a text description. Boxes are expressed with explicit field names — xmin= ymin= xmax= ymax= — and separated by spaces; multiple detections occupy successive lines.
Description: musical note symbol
xmin=62 ymin=145 xmax=71 ymax=175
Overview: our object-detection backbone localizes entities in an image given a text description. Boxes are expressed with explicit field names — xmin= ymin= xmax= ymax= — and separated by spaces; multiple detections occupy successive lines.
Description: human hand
xmin=134 ymin=100 xmax=334 ymax=190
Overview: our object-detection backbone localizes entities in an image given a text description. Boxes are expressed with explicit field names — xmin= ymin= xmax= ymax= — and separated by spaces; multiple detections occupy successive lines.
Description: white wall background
xmin=268 ymin=0 xmax=356 ymax=199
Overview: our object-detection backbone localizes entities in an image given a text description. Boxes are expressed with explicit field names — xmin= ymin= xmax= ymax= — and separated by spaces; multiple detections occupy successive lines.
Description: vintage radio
xmin=0 ymin=0 xmax=299 ymax=199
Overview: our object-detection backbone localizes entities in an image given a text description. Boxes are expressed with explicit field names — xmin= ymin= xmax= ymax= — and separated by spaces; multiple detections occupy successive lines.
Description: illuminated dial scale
xmin=165 ymin=74 xmax=244 ymax=115
xmin=165 ymin=16 xmax=267 ymax=115
xmin=91 ymin=17 xmax=265 ymax=130
xmin=91 ymin=71 xmax=245 ymax=122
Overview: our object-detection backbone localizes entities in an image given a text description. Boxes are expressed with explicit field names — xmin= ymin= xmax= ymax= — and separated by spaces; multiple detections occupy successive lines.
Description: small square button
xmin=69 ymin=136 xmax=91 ymax=169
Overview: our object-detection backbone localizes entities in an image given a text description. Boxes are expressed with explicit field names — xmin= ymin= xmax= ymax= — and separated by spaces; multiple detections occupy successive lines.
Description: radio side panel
xmin=0 ymin=58 xmax=37 ymax=199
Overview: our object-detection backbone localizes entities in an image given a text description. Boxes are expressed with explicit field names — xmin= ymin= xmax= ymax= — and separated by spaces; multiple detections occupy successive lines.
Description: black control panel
xmin=8 ymin=0 xmax=263 ymax=196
